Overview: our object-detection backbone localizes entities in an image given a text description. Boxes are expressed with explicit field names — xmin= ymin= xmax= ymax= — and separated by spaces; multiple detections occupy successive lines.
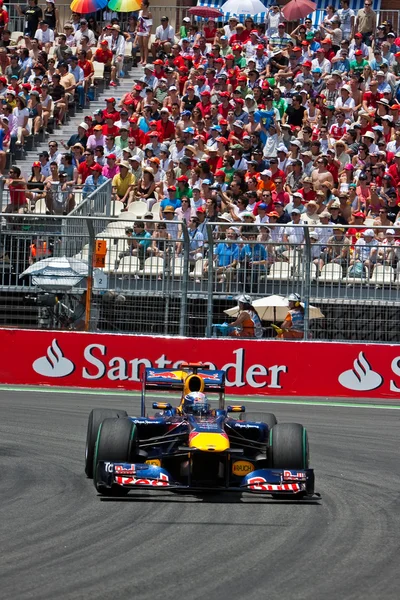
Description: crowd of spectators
xmin=2 ymin=1 xmax=400 ymax=279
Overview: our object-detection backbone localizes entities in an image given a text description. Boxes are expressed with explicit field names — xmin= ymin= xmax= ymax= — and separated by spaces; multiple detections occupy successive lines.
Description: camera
xmin=24 ymin=293 xmax=57 ymax=307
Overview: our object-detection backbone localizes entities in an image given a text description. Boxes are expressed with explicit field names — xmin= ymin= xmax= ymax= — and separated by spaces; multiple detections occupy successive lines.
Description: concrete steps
xmin=16 ymin=65 xmax=144 ymax=178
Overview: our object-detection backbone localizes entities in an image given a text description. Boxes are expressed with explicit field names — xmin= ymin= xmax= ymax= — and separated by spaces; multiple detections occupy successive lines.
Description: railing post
xmin=179 ymin=221 xmax=189 ymax=336
xmin=206 ymin=223 xmax=214 ymax=338
xmin=303 ymin=226 xmax=311 ymax=341
xmin=85 ymin=218 xmax=95 ymax=332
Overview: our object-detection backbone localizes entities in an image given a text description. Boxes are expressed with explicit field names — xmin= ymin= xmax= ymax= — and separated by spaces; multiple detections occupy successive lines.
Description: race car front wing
xmin=95 ymin=462 xmax=318 ymax=499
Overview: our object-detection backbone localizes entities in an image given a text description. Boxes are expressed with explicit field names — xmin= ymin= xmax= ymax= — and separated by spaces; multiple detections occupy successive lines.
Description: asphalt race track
xmin=0 ymin=390 xmax=399 ymax=600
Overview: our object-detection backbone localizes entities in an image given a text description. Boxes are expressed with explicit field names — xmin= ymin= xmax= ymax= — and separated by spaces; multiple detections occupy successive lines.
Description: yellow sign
xmin=232 ymin=460 xmax=254 ymax=476
xmin=145 ymin=459 xmax=161 ymax=467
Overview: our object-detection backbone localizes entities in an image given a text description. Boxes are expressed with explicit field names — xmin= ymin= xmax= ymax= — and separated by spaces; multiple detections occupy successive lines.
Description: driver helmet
xmin=183 ymin=392 xmax=211 ymax=416
xmin=288 ymin=292 xmax=301 ymax=304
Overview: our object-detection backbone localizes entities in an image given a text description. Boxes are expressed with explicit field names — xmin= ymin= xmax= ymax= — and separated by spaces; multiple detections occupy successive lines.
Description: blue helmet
xmin=183 ymin=392 xmax=211 ymax=416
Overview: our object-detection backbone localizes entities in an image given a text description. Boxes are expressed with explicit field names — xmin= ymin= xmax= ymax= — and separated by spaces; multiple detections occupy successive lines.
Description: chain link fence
xmin=1 ymin=211 xmax=400 ymax=341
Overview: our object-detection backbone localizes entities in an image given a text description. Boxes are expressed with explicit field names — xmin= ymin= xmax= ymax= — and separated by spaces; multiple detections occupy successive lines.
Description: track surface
xmin=0 ymin=391 xmax=399 ymax=600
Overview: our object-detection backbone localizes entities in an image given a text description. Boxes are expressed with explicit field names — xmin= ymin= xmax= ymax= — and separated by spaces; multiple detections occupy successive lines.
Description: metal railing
xmin=8 ymin=3 xmax=191 ymax=34
xmin=1 ymin=212 xmax=400 ymax=342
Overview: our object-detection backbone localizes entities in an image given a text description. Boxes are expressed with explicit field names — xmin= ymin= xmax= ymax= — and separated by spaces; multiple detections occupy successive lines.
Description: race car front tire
xmin=269 ymin=423 xmax=309 ymax=470
xmin=85 ymin=408 xmax=128 ymax=478
xmin=93 ymin=417 xmax=138 ymax=496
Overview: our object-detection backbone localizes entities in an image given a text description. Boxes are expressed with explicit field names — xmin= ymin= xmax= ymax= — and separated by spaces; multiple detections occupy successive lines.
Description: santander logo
xmin=32 ymin=339 xmax=75 ymax=378
xmin=338 ymin=351 xmax=383 ymax=392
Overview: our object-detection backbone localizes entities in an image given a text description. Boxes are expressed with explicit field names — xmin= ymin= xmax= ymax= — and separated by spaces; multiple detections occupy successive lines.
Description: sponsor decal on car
xmin=247 ymin=476 xmax=301 ymax=492
xmin=115 ymin=472 xmax=169 ymax=486
xmin=283 ymin=470 xmax=307 ymax=481
xmin=232 ymin=460 xmax=254 ymax=476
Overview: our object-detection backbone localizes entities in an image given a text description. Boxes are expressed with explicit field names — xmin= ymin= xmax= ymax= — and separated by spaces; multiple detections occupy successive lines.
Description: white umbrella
xmin=20 ymin=256 xmax=91 ymax=289
xmin=220 ymin=0 xmax=268 ymax=16
xmin=224 ymin=294 xmax=324 ymax=321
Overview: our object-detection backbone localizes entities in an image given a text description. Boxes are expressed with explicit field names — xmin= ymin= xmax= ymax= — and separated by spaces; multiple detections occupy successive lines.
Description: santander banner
xmin=1 ymin=328 xmax=400 ymax=399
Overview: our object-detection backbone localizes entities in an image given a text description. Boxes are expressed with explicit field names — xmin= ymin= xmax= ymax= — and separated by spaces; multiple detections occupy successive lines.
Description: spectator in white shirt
xmin=74 ymin=19 xmax=96 ymax=47
xmin=152 ymin=16 xmax=175 ymax=59
xmin=34 ymin=21 xmax=54 ymax=53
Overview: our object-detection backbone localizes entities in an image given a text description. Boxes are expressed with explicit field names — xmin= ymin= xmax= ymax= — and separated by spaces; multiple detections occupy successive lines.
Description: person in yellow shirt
xmin=112 ymin=160 xmax=135 ymax=205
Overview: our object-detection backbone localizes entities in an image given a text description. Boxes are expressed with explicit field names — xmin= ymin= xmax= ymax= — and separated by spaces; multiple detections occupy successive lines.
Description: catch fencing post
xmin=303 ymin=226 xmax=311 ymax=341
xmin=179 ymin=221 xmax=189 ymax=336
xmin=206 ymin=223 xmax=214 ymax=338
xmin=84 ymin=218 xmax=95 ymax=332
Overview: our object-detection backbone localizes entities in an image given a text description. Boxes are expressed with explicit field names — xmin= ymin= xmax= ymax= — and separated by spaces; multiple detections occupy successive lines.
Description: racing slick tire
xmin=85 ymin=408 xmax=128 ymax=478
xmin=269 ymin=422 xmax=309 ymax=469
xmin=244 ymin=412 xmax=277 ymax=430
xmin=93 ymin=417 xmax=138 ymax=496
xmin=269 ymin=423 xmax=309 ymax=500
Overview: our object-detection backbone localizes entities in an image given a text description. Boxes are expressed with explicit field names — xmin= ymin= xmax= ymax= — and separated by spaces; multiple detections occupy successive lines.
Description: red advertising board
xmin=0 ymin=328 xmax=399 ymax=398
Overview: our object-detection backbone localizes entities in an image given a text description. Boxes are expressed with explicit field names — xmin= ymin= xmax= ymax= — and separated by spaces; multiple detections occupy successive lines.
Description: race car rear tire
xmin=85 ymin=408 xmax=128 ymax=478
xmin=244 ymin=412 xmax=277 ymax=430
xmin=269 ymin=423 xmax=309 ymax=470
xmin=93 ymin=417 xmax=137 ymax=496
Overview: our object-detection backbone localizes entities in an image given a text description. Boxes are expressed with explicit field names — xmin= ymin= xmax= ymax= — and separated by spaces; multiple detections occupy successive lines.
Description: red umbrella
xmin=188 ymin=6 xmax=224 ymax=19
xmin=282 ymin=0 xmax=316 ymax=22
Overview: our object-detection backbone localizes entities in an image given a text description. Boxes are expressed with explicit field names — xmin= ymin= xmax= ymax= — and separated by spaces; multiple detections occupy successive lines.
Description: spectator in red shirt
xmin=271 ymin=178 xmax=291 ymax=205
xmin=77 ymin=149 xmax=95 ymax=185
xmin=269 ymin=158 xmax=286 ymax=183
xmin=229 ymin=23 xmax=247 ymax=45
xmin=102 ymin=98 xmax=120 ymax=122
xmin=388 ymin=153 xmax=400 ymax=187
xmin=102 ymin=115 xmax=120 ymax=137
xmin=298 ymin=178 xmax=316 ymax=202
xmin=94 ymin=40 xmax=113 ymax=65
xmin=362 ymin=80 xmax=382 ymax=111
xmin=156 ymin=108 xmax=175 ymax=141
xmin=196 ymin=91 xmax=212 ymax=118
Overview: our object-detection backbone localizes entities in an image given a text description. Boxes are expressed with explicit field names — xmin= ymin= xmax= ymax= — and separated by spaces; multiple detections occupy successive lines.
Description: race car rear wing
xmin=141 ymin=364 xmax=226 ymax=416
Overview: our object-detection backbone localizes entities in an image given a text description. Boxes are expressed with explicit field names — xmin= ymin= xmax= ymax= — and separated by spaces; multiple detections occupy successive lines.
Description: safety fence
xmin=1 ymin=212 xmax=400 ymax=342
xmin=7 ymin=3 xmax=191 ymax=35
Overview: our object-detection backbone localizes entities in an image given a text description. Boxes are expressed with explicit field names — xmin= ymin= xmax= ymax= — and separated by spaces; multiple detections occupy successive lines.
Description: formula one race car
xmin=85 ymin=363 xmax=316 ymax=499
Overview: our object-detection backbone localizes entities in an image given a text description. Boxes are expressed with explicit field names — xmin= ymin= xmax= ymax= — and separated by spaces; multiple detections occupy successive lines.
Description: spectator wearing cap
xmin=283 ymin=207 xmax=305 ymax=251
xmin=34 ymin=20 xmax=54 ymax=54
xmin=152 ymin=16 xmax=175 ymax=59
xmin=75 ymin=18 xmax=96 ymax=47
xmin=351 ymin=228 xmax=378 ymax=274
xmin=156 ymin=107 xmax=175 ymax=142
xmin=160 ymin=185 xmax=182 ymax=216
xmin=270 ymin=22 xmax=292 ymax=50
xmin=87 ymin=124 xmax=106 ymax=150
xmin=377 ymin=229 xmax=399 ymax=266
xmin=112 ymin=160 xmax=135 ymax=205
xmin=64 ymin=122 xmax=88 ymax=150
xmin=115 ymin=126 xmax=130 ymax=151
xmin=82 ymin=162 xmax=108 ymax=198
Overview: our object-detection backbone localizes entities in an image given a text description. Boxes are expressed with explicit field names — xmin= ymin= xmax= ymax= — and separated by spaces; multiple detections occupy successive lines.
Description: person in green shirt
xmin=232 ymin=45 xmax=247 ymax=69
xmin=176 ymin=176 xmax=193 ymax=199
xmin=273 ymin=88 xmax=287 ymax=118
xmin=179 ymin=16 xmax=191 ymax=40
xmin=115 ymin=126 xmax=129 ymax=150
xmin=350 ymin=52 xmax=369 ymax=74
xmin=222 ymin=155 xmax=235 ymax=184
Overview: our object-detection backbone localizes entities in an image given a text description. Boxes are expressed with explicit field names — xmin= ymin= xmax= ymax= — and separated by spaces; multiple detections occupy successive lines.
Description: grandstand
xmin=0 ymin=1 xmax=400 ymax=343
